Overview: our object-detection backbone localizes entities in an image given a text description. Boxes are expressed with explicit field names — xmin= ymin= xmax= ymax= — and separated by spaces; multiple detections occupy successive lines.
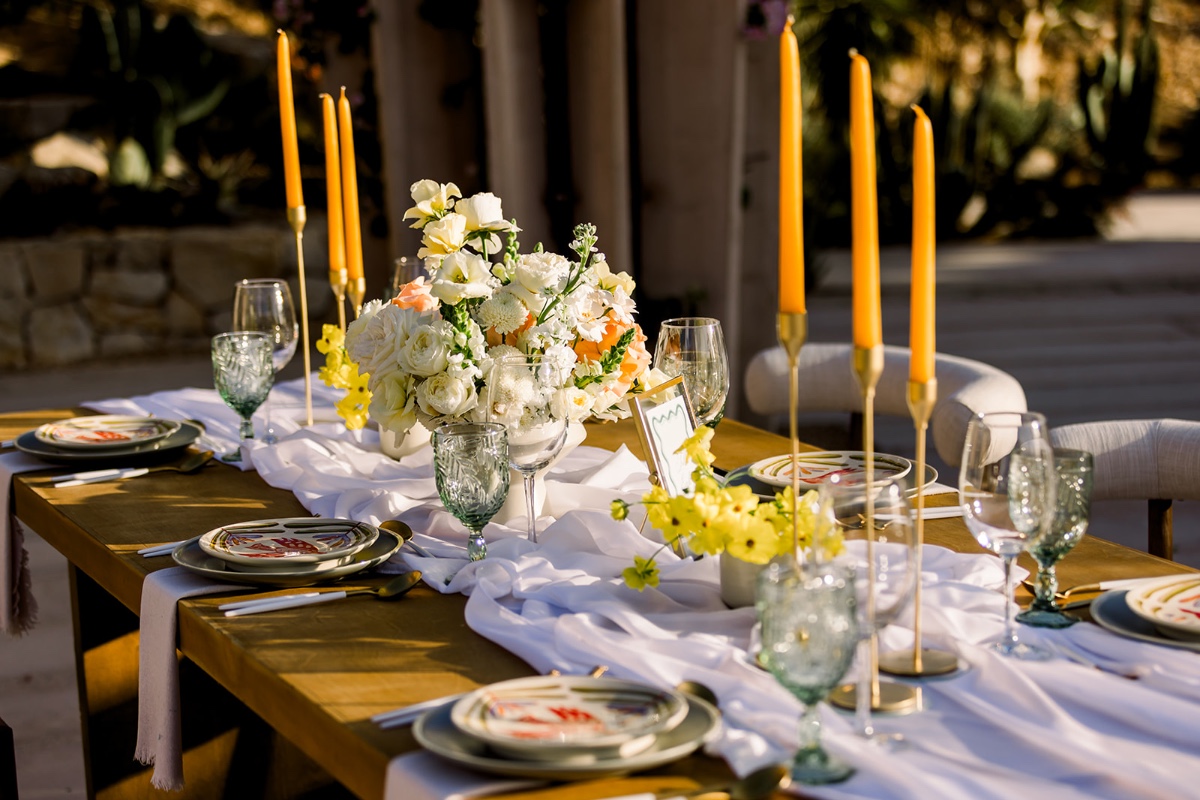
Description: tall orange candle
xmin=276 ymin=30 xmax=303 ymax=209
xmin=849 ymin=51 xmax=881 ymax=349
xmin=320 ymin=94 xmax=346 ymax=280
xmin=338 ymin=87 xmax=363 ymax=283
xmin=778 ymin=16 xmax=805 ymax=314
xmin=910 ymin=105 xmax=936 ymax=383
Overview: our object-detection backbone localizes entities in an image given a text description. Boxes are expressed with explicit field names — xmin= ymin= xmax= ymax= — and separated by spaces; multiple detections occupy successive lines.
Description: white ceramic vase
xmin=493 ymin=422 xmax=588 ymax=526
xmin=379 ymin=421 xmax=432 ymax=460
xmin=719 ymin=552 xmax=767 ymax=608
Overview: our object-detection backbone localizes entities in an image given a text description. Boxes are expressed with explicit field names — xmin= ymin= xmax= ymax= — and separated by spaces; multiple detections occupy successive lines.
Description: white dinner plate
xmin=723 ymin=460 xmax=936 ymax=500
xmin=414 ymin=694 xmax=719 ymax=781
xmin=449 ymin=676 xmax=689 ymax=763
xmin=1123 ymin=575 xmax=1200 ymax=641
xmin=199 ymin=518 xmax=379 ymax=566
xmin=1090 ymin=589 xmax=1200 ymax=653
xmin=16 ymin=421 xmax=202 ymax=464
xmin=748 ymin=450 xmax=914 ymax=489
xmin=172 ymin=529 xmax=402 ymax=588
xmin=34 ymin=415 xmax=181 ymax=450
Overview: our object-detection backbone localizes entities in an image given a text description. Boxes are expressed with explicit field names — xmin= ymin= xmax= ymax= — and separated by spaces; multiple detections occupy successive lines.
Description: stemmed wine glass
xmin=1017 ymin=449 xmax=1094 ymax=628
xmin=959 ymin=410 xmax=1057 ymax=659
xmin=232 ymin=279 xmax=298 ymax=444
xmin=431 ymin=422 xmax=510 ymax=561
xmin=211 ymin=332 xmax=276 ymax=462
xmin=653 ymin=318 xmax=730 ymax=427
xmin=819 ymin=475 xmax=918 ymax=742
xmin=757 ymin=558 xmax=858 ymax=785
xmin=485 ymin=354 xmax=570 ymax=544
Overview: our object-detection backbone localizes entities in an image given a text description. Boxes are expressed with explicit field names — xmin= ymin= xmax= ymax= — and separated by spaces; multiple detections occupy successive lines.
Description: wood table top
xmin=4 ymin=410 xmax=1190 ymax=799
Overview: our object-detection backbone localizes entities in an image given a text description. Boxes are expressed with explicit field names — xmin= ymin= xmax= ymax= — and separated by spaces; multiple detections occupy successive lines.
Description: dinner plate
xmin=724 ymin=460 xmax=936 ymax=500
xmin=415 ymin=695 xmax=719 ymax=781
xmin=1090 ymin=589 xmax=1200 ymax=653
xmin=748 ymin=450 xmax=914 ymax=489
xmin=449 ymin=676 xmax=689 ymax=763
xmin=1122 ymin=575 xmax=1200 ymax=641
xmin=199 ymin=518 xmax=379 ymax=566
xmin=16 ymin=421 xmax=202 ymax=464
xmin=34 ymin=415 xmax=181 ymax=450
xmin=172 ymin=529 xmax=402 ymax=588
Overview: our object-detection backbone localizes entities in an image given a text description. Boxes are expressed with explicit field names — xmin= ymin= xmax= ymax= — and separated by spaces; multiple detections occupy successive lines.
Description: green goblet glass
xmin=431 ymin=422 xmax=510 ymax=562
xmin=211 ymin=331 xmax=275 ymax=463
xmin=1017 ymin=449 xmax=1094 ymax=628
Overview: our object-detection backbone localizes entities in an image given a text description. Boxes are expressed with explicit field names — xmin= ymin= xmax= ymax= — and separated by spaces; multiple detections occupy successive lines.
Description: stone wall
xmin=0 ymin=220 xmax=332 ymax=370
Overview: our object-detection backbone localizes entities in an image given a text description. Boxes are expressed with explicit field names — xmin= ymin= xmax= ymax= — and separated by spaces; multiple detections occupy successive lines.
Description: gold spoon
xmin=379 ymin=519 xmax=436 ymax=558
xmin=343 ymin=571 xmax=424 ymax=600
xmin=660 ymin=763 xmax=790 ymax=800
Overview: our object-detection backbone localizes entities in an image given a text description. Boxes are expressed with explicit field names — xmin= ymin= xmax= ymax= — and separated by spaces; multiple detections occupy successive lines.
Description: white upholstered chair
xmin=1049 ymin=419 xmax=1200 ymax=560
xmin=743 ymin=343 xmax=1028 ymax=468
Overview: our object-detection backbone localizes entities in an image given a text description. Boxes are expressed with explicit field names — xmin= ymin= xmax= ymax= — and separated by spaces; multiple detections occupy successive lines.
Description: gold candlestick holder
xmin=777 ymin=311 xmax=807 ymax=560
xmin=329 ymin=268 xmax=348 ymax=332
xmin=880 ymin=378 xmax=959 ymax=678
xmin=830 ymin=344 xmax=920 ymax=715
xmin=288 ymin=206 xmax=314 ymax=426
xmin=346 ymin=277 xmax=366 ymax=319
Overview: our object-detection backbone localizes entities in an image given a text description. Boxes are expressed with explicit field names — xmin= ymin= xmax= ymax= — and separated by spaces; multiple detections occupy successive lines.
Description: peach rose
xmin=391 ymin=277 xmax=438 ymax=313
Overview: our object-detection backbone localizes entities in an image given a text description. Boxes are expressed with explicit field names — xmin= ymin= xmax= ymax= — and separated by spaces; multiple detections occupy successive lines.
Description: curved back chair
xmin=743 ymin=342 xmax=1027 ymax=468
xmin=1049 ymin=419 xmax=1200 ymax=560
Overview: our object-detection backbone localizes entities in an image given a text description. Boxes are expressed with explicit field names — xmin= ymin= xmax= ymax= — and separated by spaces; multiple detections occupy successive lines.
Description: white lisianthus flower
xmin=418 ymin=213 xmax=468 ymax=258
xmin=398 ymin=320 xmax=455 ymax=377
xmin=430 ymin=250 xmax=494 ymax=304
xmin=457 ymin=192 xmax=512 ymax=232
xmin=552 ymin=386 xmax=594 ymax=422
xmin=403 ymin=179 xmax=461 ymax=228
xmin=416 ymin=372 xmax=477 ymax=418
xmin=477 ymin=290 xmax=529 ymax=335
xmin=368 ymin=371 xmax=420 ymax=436
xmin=345 ymin=301 xmax=409 ymax=381
xmin=514 ymin=251 xmax=571 ymax=295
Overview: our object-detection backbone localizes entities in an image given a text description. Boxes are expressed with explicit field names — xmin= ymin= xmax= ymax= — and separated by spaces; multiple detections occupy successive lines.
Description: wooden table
xmin=4 ymin=410 xmax=1190 ymax=799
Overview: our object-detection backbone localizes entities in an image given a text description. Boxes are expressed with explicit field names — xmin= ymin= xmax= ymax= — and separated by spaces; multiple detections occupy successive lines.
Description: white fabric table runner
xmin=85 ymin=379 xmax=1200 ymax=799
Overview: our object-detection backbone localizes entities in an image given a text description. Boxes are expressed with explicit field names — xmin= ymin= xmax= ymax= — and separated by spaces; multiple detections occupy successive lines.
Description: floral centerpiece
xmin=612 ymin=427 xmax=842 ymax=590
xmin=318 ymin=179 xmax=654 ymax=436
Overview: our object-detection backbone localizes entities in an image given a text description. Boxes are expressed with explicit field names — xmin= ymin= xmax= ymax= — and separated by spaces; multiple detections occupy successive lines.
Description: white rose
xmin=403 ymin=180 xmax=460 ymax=228
xmin=418 ymin=213 xmax=467 ymax=258
xmin=368 ymin=371 xmax=420 ymax=436
xmin=457 ymin=192 xmax=510 ymax=231
xmin=399 ymin=321 xmax=454 ymax=377
xmin=416 ymin=372 xmax=478 ymax=418
xmin=344 ymin=302 xmax=408 ymax=380
xmin=552 ymin=386 xmax=594 ymax=422
xmin=430 ymin=250 xmax=494 ymax=304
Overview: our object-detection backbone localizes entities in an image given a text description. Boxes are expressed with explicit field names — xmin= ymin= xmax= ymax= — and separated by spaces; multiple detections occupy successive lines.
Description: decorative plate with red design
xmin=199 ymin=518 xmax=379 ymax=566
xmin=748 ymin=450 xmax=913 ymax=489
xmin=35 ymin=415 xmax=181 ymax=450
xmin=1124 ymin=574 xmax=1200 ymax=641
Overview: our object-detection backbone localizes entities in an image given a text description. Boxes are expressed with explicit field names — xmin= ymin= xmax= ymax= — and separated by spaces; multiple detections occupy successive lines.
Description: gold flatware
xmin=53 ymin=449 xmax=214 ymax=487
xmin=657 ymin=763 xmax=789 ymax=800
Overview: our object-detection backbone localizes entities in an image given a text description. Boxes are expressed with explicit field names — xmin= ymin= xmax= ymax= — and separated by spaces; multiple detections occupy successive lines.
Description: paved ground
xmin=3 ymin=191 xmax=1199 ymax=797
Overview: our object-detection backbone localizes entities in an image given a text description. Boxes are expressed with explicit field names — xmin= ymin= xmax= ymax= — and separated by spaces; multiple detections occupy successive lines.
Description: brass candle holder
xmin=287 ymin=206 xmax=314 ymax=426
xmin=346 ymin=277 xmax=366 ymax=319
xmin=830 ymin=344 xmax=920 ymax=715
xmin=777 ymin=311 xmax=807 ymax=560
xmin=879 ymin=378 xmax=959 ymax=678
xmin=329 ymin=268 xmax=348 ymax=332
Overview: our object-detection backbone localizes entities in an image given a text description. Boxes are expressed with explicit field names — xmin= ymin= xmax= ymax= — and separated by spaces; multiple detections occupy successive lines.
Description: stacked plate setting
xmin=414 ymin=676 xmax=720 ymax=779
xmin=17 ymin=414 xmax=202 ymax=463
xmin=1123 ymin=575 xmax=1200 ymax=642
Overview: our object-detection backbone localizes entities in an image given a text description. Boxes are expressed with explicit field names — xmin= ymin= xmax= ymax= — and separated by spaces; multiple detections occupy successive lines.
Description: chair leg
xmin=1148 ymin=499 xmax=1174 ymax=560
xmin=0 ymin=713 xmax=17 ymax=799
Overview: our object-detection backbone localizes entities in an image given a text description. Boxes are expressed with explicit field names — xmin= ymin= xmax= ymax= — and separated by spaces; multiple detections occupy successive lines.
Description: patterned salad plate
xmin=34 ymin=415 xmax=181 ymax=450
xmin=748 ymin=450 xmax=914 ymax=489
xmin=199 ymin=518 xmax=379 ymax=567
xmin=1123 ymin=574 xmax=1200 ymax=641
xmin=16 ymin=420 xmax=202 ymax=464
xmin=449 ymin=676 xmax=690 ymax=762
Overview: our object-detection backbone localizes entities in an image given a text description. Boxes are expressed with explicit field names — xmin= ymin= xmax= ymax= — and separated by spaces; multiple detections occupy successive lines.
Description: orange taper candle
xmin=338 ymin=87 xmax=363 ymax=282
xmin=778 ymin=15 xmax=805 ymax=314
xmin=320 ymin=94 xmax=346 ymax=280
xmin=276 ymin=30 xmax=303 ymax=209
xmin=849 ymin=51 xmax=880 ymax=349
xmin=910 ymin=105 xmax=936 ymax=383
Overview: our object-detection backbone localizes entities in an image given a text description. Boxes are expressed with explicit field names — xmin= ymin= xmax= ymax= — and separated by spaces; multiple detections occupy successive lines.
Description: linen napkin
xmin=1 ymin=451 xmax=50 ymax=636
xmin=383 ymin=751 xmax=541 ymax=800
xmin=135 ymin=567 xmax=240 ymax=790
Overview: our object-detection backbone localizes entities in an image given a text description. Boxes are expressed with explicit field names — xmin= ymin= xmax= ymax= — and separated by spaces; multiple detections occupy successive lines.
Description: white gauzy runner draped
xmin=86 ymin=378 xmax=1200 ymax=800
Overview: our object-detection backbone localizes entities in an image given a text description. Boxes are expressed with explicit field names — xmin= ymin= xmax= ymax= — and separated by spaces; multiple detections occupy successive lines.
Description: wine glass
xmin=959 ymin=410 xmax=1057 ymax=659
xmin=211 ymin=332 xmax=276 ymax=462
xmin=653 ymin=318 xmax=729 ymax=427
xmin=431 ymin=422 xmax=510 ymax=561
xmin=232 ymin=279 xmax=299 ymax=444
xmin=1017 ymin=449 xmax=1094 ymax=629
xmin=391 ymin=256 xmax=426 ymax=296
xmin=757 ymin=558 xmax=858 ymax=785
xmin=819 ymin=474 xmax=918 ymax=742
xmin=485 ymin=354 xmax=570 ymax=544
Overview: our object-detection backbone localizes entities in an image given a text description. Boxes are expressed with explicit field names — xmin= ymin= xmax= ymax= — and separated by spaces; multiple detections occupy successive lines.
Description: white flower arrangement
xmin=320 ymin=179 xmax=655 ymax=438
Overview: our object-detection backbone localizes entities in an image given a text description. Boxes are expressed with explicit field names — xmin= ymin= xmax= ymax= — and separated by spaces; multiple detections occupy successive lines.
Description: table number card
xmin=631 ymin=376 xmax=697 ymax=498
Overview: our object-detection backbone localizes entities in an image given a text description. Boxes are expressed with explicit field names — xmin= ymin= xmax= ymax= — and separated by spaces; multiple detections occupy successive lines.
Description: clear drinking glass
xmin=819 ymin=474 xmax=917 ymax=743
xmin=1017 ymin=449 xmax=1094 ymax=629
xmin=391 ymin=256 xmax=426 ymax=297
xmin=431 ymin=422 xmax=510 ymax=561
xmin=653 ymin=317 xmax=730 ymax=427
xmin=959 ymin=411 xmax=1057 ymax=658
xmin=211 ymin=332 xmax=275 ymax=462
xmin=485 ymin=354 xmax=570 ymax=544
xmin=757 ymin=558 xmax=858 ymax=785
xmin=232 ymin=279 xmax=299 ymax=444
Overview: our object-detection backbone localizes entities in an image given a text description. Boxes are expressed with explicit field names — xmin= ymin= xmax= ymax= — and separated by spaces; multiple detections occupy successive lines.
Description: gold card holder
xmin=631 ymin=376 xmax=698 ymax=498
